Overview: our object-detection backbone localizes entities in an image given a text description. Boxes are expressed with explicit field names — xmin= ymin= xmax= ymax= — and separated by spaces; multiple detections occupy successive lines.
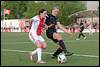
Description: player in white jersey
xmin=29 ymin=9 xmax=48 ymax=63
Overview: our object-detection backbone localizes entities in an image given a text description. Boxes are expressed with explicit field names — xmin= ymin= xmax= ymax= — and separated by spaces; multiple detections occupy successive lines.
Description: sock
xmin=53 ymin=48 xmax=63 ymax=57
xmin=78 ymin=33 xmax=81 ymax=38
xmin=31 ymin=49 xmax=37 ymax=55
xmin=37 ymin=48 xmax=42 ymax=61
xmin=58 ymin=40 xmax=68 ymax=54
xmin=81 ymin=33 xmax=85 ymax=37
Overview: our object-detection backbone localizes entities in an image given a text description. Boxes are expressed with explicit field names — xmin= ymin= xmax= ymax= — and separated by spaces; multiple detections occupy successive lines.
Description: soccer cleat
xmin=84 ymin=37 xmax=86 ymax=40
xmin=76 ymin=38 xmax=80 ymax=40
xmin=37 ymin=60 xmax=46 ymax=64
xmin=51 ymin=54 xmax=58 ymax=59
xmin=51 ymin=55 xmax=57 ymax=59
xmin=29 ymin=52 xmax=33 ymax=61
xmin=65 ymin=52 xmax=73 ymax=56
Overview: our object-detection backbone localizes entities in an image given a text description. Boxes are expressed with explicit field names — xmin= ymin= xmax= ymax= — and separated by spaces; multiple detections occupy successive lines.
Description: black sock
xmin=78 ymin=33 xmax=81 ymax=38
xmin=53 ymin=48 xmax=63 ymax=57
xmin=58 ymin=40 xmax=68 ymax=54
xmin=81 ymin=33 xmax=85 ymax=37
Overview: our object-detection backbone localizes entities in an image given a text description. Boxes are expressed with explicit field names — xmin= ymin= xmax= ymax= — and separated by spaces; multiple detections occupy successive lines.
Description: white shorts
xmin=29 ymin=32 xmax=45 ymax=43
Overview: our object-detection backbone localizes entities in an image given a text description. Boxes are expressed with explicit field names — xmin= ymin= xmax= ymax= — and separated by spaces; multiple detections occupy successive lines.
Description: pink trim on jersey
xmin=30 ymin=33 xmax=35 ymax=41
xmin=36 ymin=15 xmax=44 ymax=35
xmin=29 ymin=21 xmax=33 ymax=30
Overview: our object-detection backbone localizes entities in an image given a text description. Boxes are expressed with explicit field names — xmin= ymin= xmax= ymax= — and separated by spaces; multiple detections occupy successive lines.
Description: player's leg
xmin=77 ymin=30 xmax=82 ymax=40
xmin=52 ymin=39 xmax=63 ymax=58
xmin=81 ymin=32 xmax=86 ymax=39
xmin=46 ymin=32 xmax=63 ymax=58
xmin=34 ymin=41 xmax=44 ymax=63
xmin=53 ymin=47 xmax=63 ymax=58
xmin=28 ymin=33 xmax=46 ymax=63
xmin=80 ymin=30 xmax=86 ymax=39
xmin=52 ymin=32 xmax=73 ymax=56
xmin=77 ymin=30 xmax=86 ymax=40
xmin=76 ymin=33 xmax=80 ymax=40
xmin=36 ymin=36 xmax=46 ymax=63
xmin=81 ymin=32 xmax=85 ymax=37
xmin=29 ymin=33 xmax=38 ymax=61
xmin=78 ymin=32 xmax=82 ymax=39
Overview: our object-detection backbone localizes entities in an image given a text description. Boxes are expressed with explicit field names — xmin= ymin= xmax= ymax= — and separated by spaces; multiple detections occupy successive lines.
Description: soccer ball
xmin=58 ymin=53 xmax=67 ymax=63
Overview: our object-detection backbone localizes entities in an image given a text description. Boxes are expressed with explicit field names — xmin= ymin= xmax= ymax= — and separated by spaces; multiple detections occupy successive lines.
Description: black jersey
xmin=80 ymin=22 xmax=84 ymax=32
xmin=45 ymin=14 xmax=59 ymax=33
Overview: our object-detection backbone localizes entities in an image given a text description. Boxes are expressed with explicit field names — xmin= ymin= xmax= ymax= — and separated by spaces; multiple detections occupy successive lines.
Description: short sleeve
xmin=45 ymin=14 xmax=59 ymax=25
xmin=31 ymin=16 xmax=38 ymax=20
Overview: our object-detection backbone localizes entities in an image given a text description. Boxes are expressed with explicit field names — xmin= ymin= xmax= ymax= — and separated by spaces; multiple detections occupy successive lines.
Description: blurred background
xmin=1 ymin=1 xmax=99 ymax=33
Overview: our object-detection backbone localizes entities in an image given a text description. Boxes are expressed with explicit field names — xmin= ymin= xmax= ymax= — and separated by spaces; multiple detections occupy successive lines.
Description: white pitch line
xmin=1 ymin=40 xmax=99 ymax=44
xmin=73 ymin=54 xmax=99 ymax=58
xmin=1 ymin=49 xmax=99 ymax=58
xmin=1 ymin=42 xmax=32 ymax=44
xmin=1 ymin=49 xmax=30 ymax=53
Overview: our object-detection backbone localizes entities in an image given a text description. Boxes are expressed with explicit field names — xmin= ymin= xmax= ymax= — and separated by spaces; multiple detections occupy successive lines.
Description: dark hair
xmin=80 ymin=22 xmax=83 ymax=25
xmin=39 ymin=9 xmax=46 ymax=15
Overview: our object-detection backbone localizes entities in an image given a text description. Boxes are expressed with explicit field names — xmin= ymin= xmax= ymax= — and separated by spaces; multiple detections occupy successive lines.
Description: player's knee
xmin=53 ymin=33 xmax=62 ymax=40
xmin=35 ymin=41 xmax=41 ymax=48
xmin=41 ymin=44 xmax=46 ymax=49
xmin=36 ymin=44 xmax=41 ymax=48
xmin=58 ymin=40 xmax=66 ymax=50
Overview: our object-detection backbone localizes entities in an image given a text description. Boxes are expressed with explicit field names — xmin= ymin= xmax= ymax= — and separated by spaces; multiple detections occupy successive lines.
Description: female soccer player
xmin=45 ymin=7 xmax=73 ymax=58
xmin=29 ymin=9 xmax=47 ymax=63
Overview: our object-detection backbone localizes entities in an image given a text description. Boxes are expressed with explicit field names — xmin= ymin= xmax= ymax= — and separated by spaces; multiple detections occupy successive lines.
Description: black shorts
xmin=46 ymin=30 xmax=58 ymax=43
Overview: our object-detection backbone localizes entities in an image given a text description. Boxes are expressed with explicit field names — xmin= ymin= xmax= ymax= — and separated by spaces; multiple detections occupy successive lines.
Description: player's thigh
xmin=40 ymin=41 xmax=46 ymax=49
xmin=29 ymin=32 xmax=35 ymax=42
xmin=35 ymin=40 xmax=42 ymax=48
xmin=39 ymin=36 xmax=46 ymax=48
xmin=53 ymin=32 xmax=62 ymax=40
xmin=29 ymin=33 xmax=42 ymax=48
xmin=34 ymin=36 xmax=46 ymax=48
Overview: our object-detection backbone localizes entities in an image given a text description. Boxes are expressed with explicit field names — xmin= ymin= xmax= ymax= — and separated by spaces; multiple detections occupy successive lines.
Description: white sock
xmin=37 ymin=48 xmax=42 ymax=61
xmin=31 ymin=49 xmax=37 ymax=55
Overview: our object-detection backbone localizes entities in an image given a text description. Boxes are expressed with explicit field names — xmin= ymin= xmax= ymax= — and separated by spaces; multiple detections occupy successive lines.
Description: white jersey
xmin=29 ymin=16 xmax=40 ymax=34
xmin=29 ymin=15 xmax=45 ymax=42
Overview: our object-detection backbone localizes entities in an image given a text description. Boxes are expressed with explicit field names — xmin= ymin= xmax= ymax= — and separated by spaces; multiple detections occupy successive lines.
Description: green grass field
xmin=1 ymin=32 xmax=99 ymax=66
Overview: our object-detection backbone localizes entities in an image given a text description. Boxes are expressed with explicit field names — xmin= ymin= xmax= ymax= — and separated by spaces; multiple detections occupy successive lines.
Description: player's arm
xmin=42 ymin=24 xmax=48 ymax=30
xmin=57 ymin=22 xmax=72 ymax=35
xmin=29 ymin=19 xmax=33 ymax=29
xmin=48 ymin=24 xmax=55 ymax=28
xmin=42 ymin=23 xmax=55 ymax=30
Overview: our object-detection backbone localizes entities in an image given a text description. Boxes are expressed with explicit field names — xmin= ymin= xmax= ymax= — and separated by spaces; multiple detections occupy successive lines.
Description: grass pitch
xmin=1 ymin=32 xmax=99 ymax=66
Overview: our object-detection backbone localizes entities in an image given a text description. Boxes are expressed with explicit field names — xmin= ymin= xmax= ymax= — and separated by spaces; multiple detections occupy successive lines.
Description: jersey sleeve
xmin=45 ymin=16 xmax=52 ymax=25
xmin=31 ymin=16 xmax=37 ymax=20
xmin=45 ymin=15 xmax=60 ymax=25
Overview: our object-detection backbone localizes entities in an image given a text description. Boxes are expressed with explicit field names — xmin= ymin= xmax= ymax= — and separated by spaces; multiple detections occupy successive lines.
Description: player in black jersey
xmin=45 ymin=7 xmax=73 ymax=58
xmin=76 ymin=20 xmax=86 ymax=40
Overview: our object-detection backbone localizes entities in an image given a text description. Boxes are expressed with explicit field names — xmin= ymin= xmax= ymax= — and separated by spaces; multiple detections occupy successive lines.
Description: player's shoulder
xmin=48 ymin=14 xmax=52 ymax=16
xmin=46 ymin=14 xmax=53 ymax=18
xmin=47 ymin=14 xmax=57 ymax=20
xmin=31 ymin=15 xmax=39 ymax=20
